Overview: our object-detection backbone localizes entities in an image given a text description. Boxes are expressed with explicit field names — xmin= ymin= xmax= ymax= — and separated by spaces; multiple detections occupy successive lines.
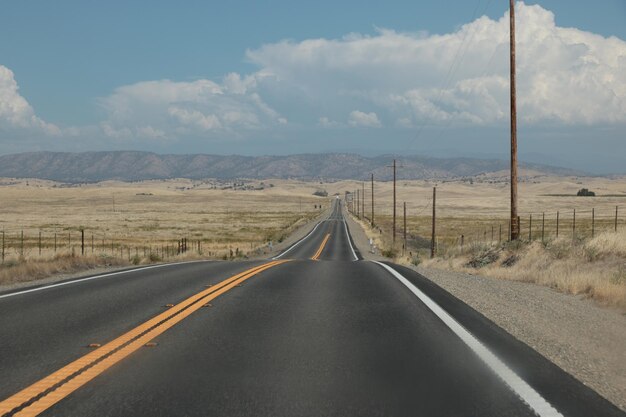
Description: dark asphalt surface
xmin=0 ymin=200 xmax=623 ymax=416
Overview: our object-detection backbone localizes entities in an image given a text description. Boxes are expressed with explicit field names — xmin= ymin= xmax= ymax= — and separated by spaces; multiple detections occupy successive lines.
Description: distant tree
xmin=576 ymin=188 xmax=595 ymax=197
xmin=313 ymin=190 xmax=328 ymax=197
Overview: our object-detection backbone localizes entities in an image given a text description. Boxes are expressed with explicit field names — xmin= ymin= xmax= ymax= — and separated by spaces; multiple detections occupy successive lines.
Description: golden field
xmin=1 ymin=172 xmax=625 ymax=304
xmin=339 ymin=172 xmax=626 ymax=309
xmin=0 ymin=178 xmax=327 ymax=284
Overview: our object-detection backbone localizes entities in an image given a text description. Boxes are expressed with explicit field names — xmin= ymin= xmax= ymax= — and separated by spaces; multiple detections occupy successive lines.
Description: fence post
xmin=68 ymin=232 xmax=71 ymax=251
xmin=91 ymin=234 xmax=94 ymax=253
xmin=616 ymin=206 xmax=619 ymax=232
xmin=572 ymin=209 xmax=576 ymax=241
xmin=491 ymin=225 xmax=494 ymax=245
xmin=54 ymin=231 xmax=57 ymax=252
xmin=499 ymin=224 xmax=502 ymax=243
xmin=461 ymin=235 xmax=464 ymax=254
xmin=39 ymin=231 xmax=42 ymax=256
xmin=592 ymin=208 xmax=595 ymax=238
xmin=542 ymin=212 xmax=545 ymax=243
xmin=556 ymin=211 xmax=559 ymax=238
xmin=1 ymin=229 xmax=4 ymax=264
xmin=21 ymin=230 xmax=24 ymax=257
xmin=81 ymin=229 xmax=85 ymax=256
xmin=529 ymin=214 xmax=532 ymax=241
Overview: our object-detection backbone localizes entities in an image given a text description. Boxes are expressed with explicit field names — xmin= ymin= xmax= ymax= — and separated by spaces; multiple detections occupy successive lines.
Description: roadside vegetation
xmin=0 ymin=178 xmax=326 ymax=287
xmin=350 ymin=212 xmax=626 ymax=310
xmin=423 ymin=230 xmax=626 ymax=310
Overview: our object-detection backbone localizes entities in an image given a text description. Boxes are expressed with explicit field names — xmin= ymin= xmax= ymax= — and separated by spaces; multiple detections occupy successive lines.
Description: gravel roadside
xmin=344 ymin=205 xmax=626 ymax=412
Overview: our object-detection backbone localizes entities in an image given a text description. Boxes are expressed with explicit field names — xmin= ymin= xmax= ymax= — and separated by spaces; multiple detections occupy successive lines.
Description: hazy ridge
xmin=0 ymin=151 xmax=584 ymax=182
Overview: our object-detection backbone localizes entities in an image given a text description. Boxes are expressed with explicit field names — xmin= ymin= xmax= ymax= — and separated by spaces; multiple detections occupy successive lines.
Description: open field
xmin=0 ymin=178 xmax=327 ymax=285
xmin=338 ymin=172 xmax=626 ymax=310
xmin=1 ymin=173 xmax=625 ymax=302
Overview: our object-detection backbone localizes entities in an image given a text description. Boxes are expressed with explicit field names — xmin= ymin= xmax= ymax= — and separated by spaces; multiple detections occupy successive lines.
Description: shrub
xmin=313 ymin=190 xmax=328 ymax=197
xmin=466 ymin=248 xmax=499 ymax=268
xmin=576 ymin=188 xmax=595 ymax=196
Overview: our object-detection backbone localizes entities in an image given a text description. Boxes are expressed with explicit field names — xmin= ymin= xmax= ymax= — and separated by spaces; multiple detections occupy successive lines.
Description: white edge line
xmin=373 ymin=261 xmax=564 ymax=417
xmin=343 ymin=220 xmax=359 ymax=261
xmin=0 ymin=260 xmax=210 ymax=300
xmin=272 ymin=220 xmax=323 ymax=259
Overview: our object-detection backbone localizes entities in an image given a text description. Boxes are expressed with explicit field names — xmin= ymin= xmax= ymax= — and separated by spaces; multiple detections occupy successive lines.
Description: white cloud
xmin=247 ymin=2 xmax=626 ymax=126
xmin=0 ymin=65 xmax=60 ymax=135
xmin=0 ymin=1 xmax=624 ymax=151
xmin=348 ymin=110 xmax=381 ymax=127
xmin=318 ymin=116 xmax=339 ymax=127
xmin=98 ymin=74 xmax=286 ymax=139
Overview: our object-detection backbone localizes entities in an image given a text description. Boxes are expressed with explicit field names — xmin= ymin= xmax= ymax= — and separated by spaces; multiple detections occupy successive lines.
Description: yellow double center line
xmin=311 ymin=234 xmax=331 ymax=260
xmin=0 ymin=260 xmax=288 ymax=417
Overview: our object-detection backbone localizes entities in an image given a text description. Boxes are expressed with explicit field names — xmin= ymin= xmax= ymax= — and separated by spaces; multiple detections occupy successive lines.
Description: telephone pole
xmin=509 ymin=0 xmax=519 ymax=240
xmin=431 ymin=187 xmax=437 ymax=258
xmin=371 ymin=173 xmax=375 ymax=227
xmin=388 ymin=159 xmax=397 ymax=246
xmin=403 ymin=202 xmax=407 ymax=255
xmin=362 ymin=181 xmax=365 ymax=220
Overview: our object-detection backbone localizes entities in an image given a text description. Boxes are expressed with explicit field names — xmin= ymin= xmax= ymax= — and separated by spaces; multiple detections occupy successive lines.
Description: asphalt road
xmin=0 ymin=200 xmax=623 ymax=417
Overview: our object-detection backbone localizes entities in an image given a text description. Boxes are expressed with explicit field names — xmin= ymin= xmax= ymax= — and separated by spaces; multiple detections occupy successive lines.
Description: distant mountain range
xmin=0 ymin=151 xmax=585 ymax=183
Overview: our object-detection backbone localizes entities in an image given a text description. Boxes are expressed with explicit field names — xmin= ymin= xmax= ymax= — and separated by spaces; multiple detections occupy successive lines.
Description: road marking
xmin=0 ymin=260 xmax=211 ymax=300
xmin=342 ymin=221 xmax=359 ymax=261
xmin=272 ymin=221 xmax=323 ymax=259
xmin=0 ymin=260 xmax=288 ymax=417
xmin=272 ymin=199 xmax=342 ymax=260
xmin=311 ymin=234 xmax=331 ymax=260
xmin=373 ymin=262 xmax=564 ymax=417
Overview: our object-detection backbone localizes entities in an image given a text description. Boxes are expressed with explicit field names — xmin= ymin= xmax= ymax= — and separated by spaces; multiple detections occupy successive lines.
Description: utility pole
xmin=403 ymin=202 xmax=407 ymax=256
xmin=371 ymin=173 xmax=375 ymax=227
xmin=387 ymin=159 xmax=398 ymax=246
xmin=509 ymin=0 xmax=519 ymax=241
xmin=362 ymin=181 xmax=365 ymax=220
xmin=431 ymin=187 xmax=436 ymax=258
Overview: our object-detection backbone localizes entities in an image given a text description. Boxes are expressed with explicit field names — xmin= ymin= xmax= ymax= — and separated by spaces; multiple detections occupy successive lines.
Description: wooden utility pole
xmin=371 ymin=173 xmax=375 ymax=227
xmin=389 ymin=159 xmax=397 ymax=246
xmin=431 ymin=187 xmax=436 ymax=258
xmin=403 ymin=202 xmax=407 ymax=255
xmin=509 ymin=0 xmax=519 ymax=241
xmin=362 ymin=181 xmax=365 ymax=220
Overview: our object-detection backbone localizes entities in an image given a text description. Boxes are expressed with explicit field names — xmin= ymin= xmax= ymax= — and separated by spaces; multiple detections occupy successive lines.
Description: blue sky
xmin=1 ymin=1 xmax=625 ymax=173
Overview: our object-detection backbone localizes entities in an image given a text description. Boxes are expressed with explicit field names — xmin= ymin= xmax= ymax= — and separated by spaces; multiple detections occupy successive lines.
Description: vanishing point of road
xmin=0 ymin=201 xmax=623 ymax=416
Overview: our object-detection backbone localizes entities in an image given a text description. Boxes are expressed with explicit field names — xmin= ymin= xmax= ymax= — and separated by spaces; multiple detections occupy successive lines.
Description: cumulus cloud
xmin=247 ymin=2 xmax=626 ymax=126
xmin=318 ymin=116 xmax=339 ymax=127
xmin=348 ymin=110 xmax=381 ymax=127
xmin=0 ymin=1 xmax=624 ymax=150
xmin=97 ymin=74 xmax=286 ymax=140
xmin=0 ymin=65 xmax=60 ymax=135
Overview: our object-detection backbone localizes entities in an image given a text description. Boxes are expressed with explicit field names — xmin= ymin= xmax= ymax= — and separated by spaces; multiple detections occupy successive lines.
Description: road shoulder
xmin=345 ymin=207 xmax=626 ymax=412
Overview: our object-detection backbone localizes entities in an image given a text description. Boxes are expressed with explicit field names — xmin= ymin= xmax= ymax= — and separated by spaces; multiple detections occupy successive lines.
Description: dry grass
xmin=420 ymin=230 xmax=626 ymax=310
xmin=0 ymin=178 xmax=328 ymax=285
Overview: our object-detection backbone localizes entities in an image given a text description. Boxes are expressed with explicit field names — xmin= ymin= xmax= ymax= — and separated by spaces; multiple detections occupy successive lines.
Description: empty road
xmin=0 ymin=200 xmax=623 ymax=416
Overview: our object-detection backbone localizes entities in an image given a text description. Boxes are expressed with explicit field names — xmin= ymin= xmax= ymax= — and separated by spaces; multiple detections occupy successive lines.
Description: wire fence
xmin=0 ymin=228 xmax=266 ymax=265
xmin=348 ymin=192 xmax=624 ymax=257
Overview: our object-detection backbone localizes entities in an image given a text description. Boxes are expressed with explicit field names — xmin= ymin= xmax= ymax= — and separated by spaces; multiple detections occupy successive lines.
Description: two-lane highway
xmin=0 ymin=200 xmax=623 ymax=416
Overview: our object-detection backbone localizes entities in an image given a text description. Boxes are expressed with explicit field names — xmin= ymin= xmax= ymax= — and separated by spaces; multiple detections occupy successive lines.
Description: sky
xmin=0 ymin=0 xmax=625 ymax=173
